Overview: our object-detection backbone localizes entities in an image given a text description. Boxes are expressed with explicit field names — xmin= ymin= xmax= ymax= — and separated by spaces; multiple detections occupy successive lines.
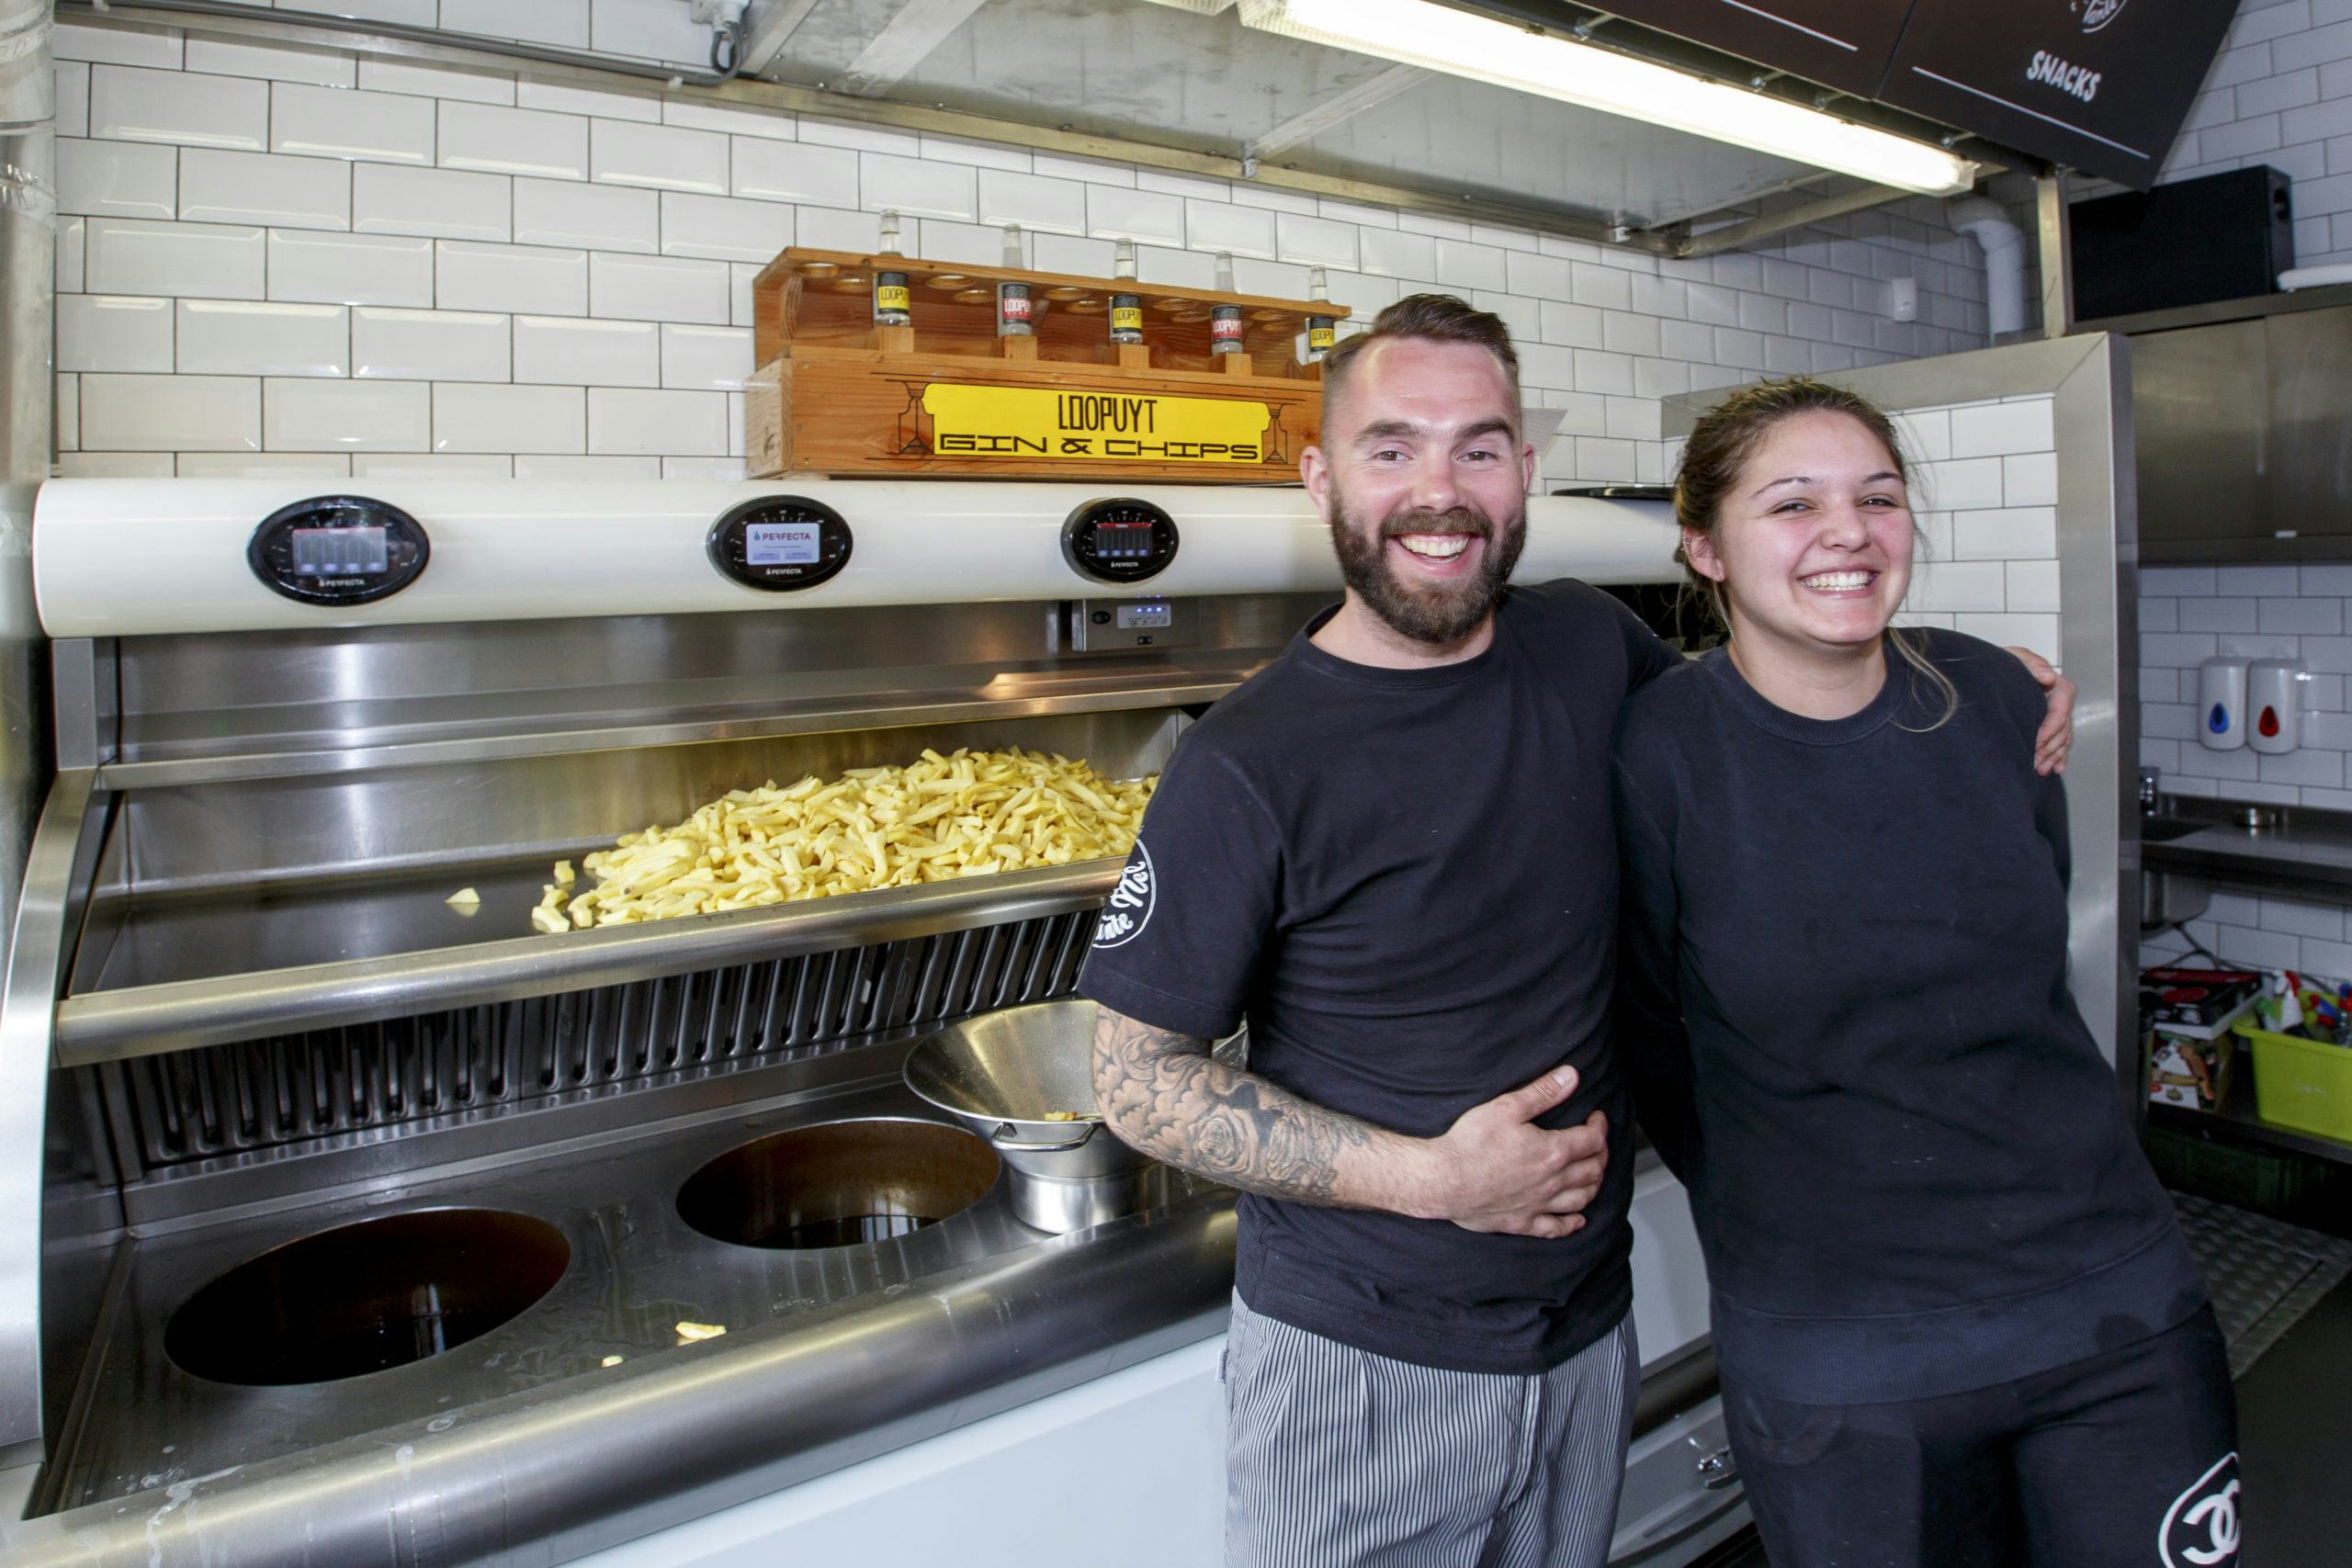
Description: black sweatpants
xmin=1724 ymin=1305 xmax=2239 ymax=1568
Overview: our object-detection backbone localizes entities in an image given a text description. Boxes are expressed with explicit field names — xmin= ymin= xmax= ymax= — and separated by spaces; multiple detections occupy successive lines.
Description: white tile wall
xmin=82 ymin=374 xmax=259 ymax=450
xmin=51 ymin=17 xmax=2002 ymax=480
xmin=177 ymin=300 xmax=349 ymax=377
xmin=2134 ymin=0 xmax=2352 ymax=267
xmin=265 ymin=378 xmax=431 ymax=450
xmin=57 ymin=295 xmax=173 ymax=374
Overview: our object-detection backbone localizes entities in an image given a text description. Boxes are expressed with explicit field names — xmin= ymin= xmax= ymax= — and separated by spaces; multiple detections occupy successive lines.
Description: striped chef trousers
xmin=1224 ymin=1292 xmax=1638 ymax=1568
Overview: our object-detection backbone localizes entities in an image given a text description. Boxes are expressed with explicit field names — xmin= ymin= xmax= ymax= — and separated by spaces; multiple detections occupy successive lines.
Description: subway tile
xmin=1360 ymin=227 xmax=1435 ymax=279
xmin=357 ymin=60 xmax=515 ymax=105
xmin=1712 ymin=327 xmax=1767 ymax=371
xmin=661 ymin=324 xmax=753 ymax=390
xmin=177 ymin=452 xmax=352 ymax=479
xmin=589 ymin=251 xmax=729 ymax=323
xmin=2142 ymin=631 xmax=2221 ymax=667
xmin=55 ymin=373 xmax=77 ymax=451
xmin=1951 ymin=612 xmax=2060 ymax=650
xmin=591 ymin=119 xmax=729 ymax=195
xmin=798 ymin=117 xmax=921 ymax=157
xmin=1397 ymin=211 xmax=1472 ymax=240
xmin=1233 ymin=257 xmax=1310 ymax=298
xmin=1570 ymin=263 xmax=1633 ymax=311
xmin=2300 ymin=565 xmax=2352 ymax=595
xmin=56 ymin=138 xmax=177 ymax=221
xmin=352 ymin=307 xmax=509 ymax=381
xmin=662 ymin=457 xmax=747 ymax=480
xmin=659 ymin=192 xmax=793 ymax=263
xmin=268 ymin=230 xmax=433 ymax=306
xmin=1573 ymin=348 xmax=1635 ymax=397
xmin=2261 ymin=596 xmax=2344 ymax=635
xmin=1186 ymin=200 xmax=1277 ymax=260
xmin=1507 ymin=252 xmax=1572 ymax=302
xmin=2143 ymin=703 xmax=2199 ymax=742
xmin=912 ymin=219 xmax=1001 ymax=266
xmin=732 ymin=139 xmax=861 ymax=208
xmin=2218 ymin=634 xmax=2304 ymax=661
xmin=1434 ymin=238 xmax=1506 ymax=292
xmin=2217 ymin=564 xmax=2301 ymax=595
xmin=56 ymin=62 xmax=89 ymax=140
xmin=1516 ymin=343 xmax=1576 ymax=391
xmin=180 ymin=148 xmax=350 ymax=231
xmin=588 ymin=388 xmax=727 ymax=456
xmin=975 ymin=170 xmax=1086 ymax=236
xmin=2177 ymin=596 xmax=2259 ymax=634
xmin=1634 ymin=357 xmax=1691 ymax=400
xmin=1918 ymin=456 xmax=2006 ymax=510
xmin=1276 ymin=212 xmax=1359 ymax=271
xmin=513 ymin=315 xmax=658 ymax=387
xmin=2142 ymin=666 xmax=2180 ymax=703
xmin=81 ymin=373 xmax=258 ymax=450
xmin=355 ymin=164 xmax=510 ymax=243
xmin=1476 ymin=289 xmax=1540 ymax=347
xmin=1951 ymin=506 xmax=2057 ymax=561
xmin=667 ymin=99 xmax=797 ymax=141
xmin=351 ymin=452 xmax=514 ymax=478
xmin=1031 ymin=152 xmax=1132 ymax=187
xmin=1134 ymin=243 xmax=1212 ymax=287
xmin=439 ymin=102 xmax=588 ymax=180
xmin=178 ymin=300 xmax=348 ymax=376
xmin=1086 ymin=186 xmax=1184 ymax=247
xmin=1600 ymin=311 xmax=1660 ymax=358
xmin=1737 ymin=293 xmax=1787 ymax=334
xmin=858 ymin=152 xmax=975 ymax=221
xmin=270 ymin=83 xmax=435 ymax=165
xmin=1892 ymin=409 xmax=1952 ymax=462
xmin=2143 ymin=566 xmax=2218 ymax=596
xmin=793 ymin=205 xmax=880 ymax=253
xmin=91 ymin=64 xmax=266 ymax=150
xmin=87 ymin=217 xmax=263 ymax=299
xmin=264 ymin=377 xmax=427 ymax=450
xmin=1907 ymin=560 xmax=2010 ymax=612
xmin=57 ymin=295 xmax=173 ymax=373
xmin=1033 ymin=232 xmax=1115 ymax=276
xmin=2002 ymin=559 xmax=2060 ymax=614
xmin=1954 ymin=398 xmax=2058 ymax=457
xmin=186 ymin=37 xmax=354 ymax=88
xmin=2261 ymin=897 xmax=2346 ymax=942
xmin=515 ymin=81 xmax=661 ymax=122
xmin=2261 ymin=748 xmax=2346 ymax=788
xmin=1133 ymin=170 xmax=1227 ymax=202
xmin=54 ymin=21 xmax=184 ymax=70
xmin=2002 ymin=451 xmax=2058 ymax=506
xmin=58 ymin=453 xmax=175 ymax=477
xmin=514 ymin=454 xmax=662 ymax=480
xmin=437 ymin=240 xmax=587 ymax=315
xmin=1319 ymin=197 xmax=1396 ymax=230
xmin=1228 ymin=185 xmax=1317 ymax=216
xmin=1605 ymin=397 xmax=1662 ymax=441
xmin=514 ymin=177 xmax=658 ymax=254
xmin=434 ymin=381 xmax=583 ymax=452
xmin=1656 ymin=318 xmax=1711 ymax=360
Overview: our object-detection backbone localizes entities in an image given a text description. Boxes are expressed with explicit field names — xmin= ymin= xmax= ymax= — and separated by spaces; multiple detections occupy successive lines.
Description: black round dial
xmin=1062 ymin=498 xmax=1178 ymax=584
xmin=707 ymin=496 xmax=854 ymax=592
xmin=247 ymin=495 xmax=430 ymax=606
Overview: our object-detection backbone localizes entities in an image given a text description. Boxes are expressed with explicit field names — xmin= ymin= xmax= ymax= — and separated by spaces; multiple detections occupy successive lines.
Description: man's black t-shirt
xmin=1611 ymin=631 xmax=2206 ymax=1404
xmin=1079 ymin=581 xmax=1679 ymax=1375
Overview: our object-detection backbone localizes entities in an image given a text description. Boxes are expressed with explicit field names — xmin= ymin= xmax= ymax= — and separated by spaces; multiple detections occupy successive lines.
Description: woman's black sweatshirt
xmin=1611 ymin=629 xmax=2204 ymax=1404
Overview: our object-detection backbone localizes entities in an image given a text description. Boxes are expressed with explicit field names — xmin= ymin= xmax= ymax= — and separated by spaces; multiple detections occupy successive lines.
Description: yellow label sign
xmin=921 ymin=384 xmax=1273 ymax=465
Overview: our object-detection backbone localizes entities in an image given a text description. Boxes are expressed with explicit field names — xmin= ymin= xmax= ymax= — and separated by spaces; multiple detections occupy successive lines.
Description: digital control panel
xmin=1061 ymin=498 xmax=1178 ymax=585
xmin=707 ymin=496 xmax=854 ymax=592
xmin=248 ymin=496 xmax=430 ymax=605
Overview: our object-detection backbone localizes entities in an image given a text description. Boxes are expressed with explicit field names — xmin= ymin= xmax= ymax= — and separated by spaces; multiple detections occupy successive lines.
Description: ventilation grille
xmin=112 ymin=912 xmax=1095 ymax=1173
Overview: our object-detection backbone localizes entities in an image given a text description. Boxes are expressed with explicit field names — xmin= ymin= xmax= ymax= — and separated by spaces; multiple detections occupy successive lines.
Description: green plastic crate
xmin=2234 ymin=1020 xmax=2352 ymax=1145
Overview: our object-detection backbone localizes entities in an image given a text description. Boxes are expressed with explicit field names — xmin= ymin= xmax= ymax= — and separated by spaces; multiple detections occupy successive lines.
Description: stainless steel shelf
xmin=55 ymin=859 xmax=1124 ymax=1064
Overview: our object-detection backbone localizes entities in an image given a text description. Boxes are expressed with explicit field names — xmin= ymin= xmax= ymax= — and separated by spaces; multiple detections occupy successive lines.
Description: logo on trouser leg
xmin=2159 ymin=1451 xmax=2240 ymax=1566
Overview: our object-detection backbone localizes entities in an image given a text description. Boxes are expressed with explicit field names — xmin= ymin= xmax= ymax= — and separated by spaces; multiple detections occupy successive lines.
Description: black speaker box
xmin=2072 ymin=166 xmax=2294 ymax=321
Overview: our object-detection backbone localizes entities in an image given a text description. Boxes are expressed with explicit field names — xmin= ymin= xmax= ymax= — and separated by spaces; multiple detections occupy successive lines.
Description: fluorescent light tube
xmin=1238 ymin=0 xmax=1979 ymax=197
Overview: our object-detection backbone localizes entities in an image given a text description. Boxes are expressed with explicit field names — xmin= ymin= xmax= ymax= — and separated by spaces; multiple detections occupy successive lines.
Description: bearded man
xmin=1080 ymin=295 xmax=2070 ymax=1567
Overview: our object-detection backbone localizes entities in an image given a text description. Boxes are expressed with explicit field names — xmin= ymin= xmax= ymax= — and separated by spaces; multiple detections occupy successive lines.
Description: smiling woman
xmin=1669 ymin=377 xmax=1957 ymax=728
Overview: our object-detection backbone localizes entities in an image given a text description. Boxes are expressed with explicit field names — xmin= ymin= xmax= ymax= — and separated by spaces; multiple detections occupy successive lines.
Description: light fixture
xmin=1236 ymin=0 xmax=1978 ymax=197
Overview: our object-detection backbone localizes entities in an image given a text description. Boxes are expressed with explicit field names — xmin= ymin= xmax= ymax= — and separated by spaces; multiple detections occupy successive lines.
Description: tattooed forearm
xmin=1091 ymin=1007 xmax=1386 ymax=1207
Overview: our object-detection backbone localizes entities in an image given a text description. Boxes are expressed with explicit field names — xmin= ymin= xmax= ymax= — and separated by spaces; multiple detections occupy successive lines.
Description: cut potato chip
xmin=530 ymin=748 xmax=1157 ymax=932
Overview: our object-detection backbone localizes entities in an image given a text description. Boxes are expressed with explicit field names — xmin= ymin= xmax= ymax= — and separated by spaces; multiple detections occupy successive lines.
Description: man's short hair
xmin=1319 ymin=293 xmax=1521 ymax=429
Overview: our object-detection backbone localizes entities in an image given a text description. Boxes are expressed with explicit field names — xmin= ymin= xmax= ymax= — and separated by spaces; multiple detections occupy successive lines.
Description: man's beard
xmin=1328 ymin=479 xmax=1527 ymax=646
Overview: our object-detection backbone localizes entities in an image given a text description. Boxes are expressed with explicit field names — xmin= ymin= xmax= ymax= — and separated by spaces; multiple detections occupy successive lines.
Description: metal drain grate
xmin=108 ymin=911 xmax=1095 ymax=1172
xmin=2173 ymin=1192 xmax=2352 ymax=1377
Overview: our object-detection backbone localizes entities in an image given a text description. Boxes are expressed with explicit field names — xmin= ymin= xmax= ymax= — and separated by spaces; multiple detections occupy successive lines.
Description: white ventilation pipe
xmin=1948 ymin=196 xmax=2027 ymax=340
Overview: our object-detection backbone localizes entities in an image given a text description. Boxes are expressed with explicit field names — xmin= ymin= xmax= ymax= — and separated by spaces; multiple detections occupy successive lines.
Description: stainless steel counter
xmin=6 ymin=1043 xmax=1238 ymax=1564
xmin=2141 ymin=802 xmax=2352 ymax=896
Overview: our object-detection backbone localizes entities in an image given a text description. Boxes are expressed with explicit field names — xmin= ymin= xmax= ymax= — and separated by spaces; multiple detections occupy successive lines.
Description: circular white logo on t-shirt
xmin=1093 ymin=841 xmax=1156 ymax=949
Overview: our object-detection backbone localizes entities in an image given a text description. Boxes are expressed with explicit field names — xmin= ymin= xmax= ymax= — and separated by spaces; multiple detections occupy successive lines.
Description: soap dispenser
xmin=2198 ymin=657 xmax=2249 ymax=751
xmin=2247 ymin=659 xmax=2305 ymax=755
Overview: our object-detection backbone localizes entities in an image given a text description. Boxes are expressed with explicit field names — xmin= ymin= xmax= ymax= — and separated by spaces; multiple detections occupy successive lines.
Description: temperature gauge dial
xmin=1062 ymin=498 xmax=1178 ymax=584
xmin=707 ymin=496 xmax=853 ymax=592
xmin=248 ymin=495 xmax=430 ymax=606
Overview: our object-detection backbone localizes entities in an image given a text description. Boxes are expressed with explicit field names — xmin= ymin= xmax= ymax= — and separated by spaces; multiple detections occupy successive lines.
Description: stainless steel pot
xmin=904 ymin=998 xmax=1156 ymax=1233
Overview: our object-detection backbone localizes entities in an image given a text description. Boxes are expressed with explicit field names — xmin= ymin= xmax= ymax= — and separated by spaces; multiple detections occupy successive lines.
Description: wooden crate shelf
xmin=744 ymin=247 xmax=1347 ymax=483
